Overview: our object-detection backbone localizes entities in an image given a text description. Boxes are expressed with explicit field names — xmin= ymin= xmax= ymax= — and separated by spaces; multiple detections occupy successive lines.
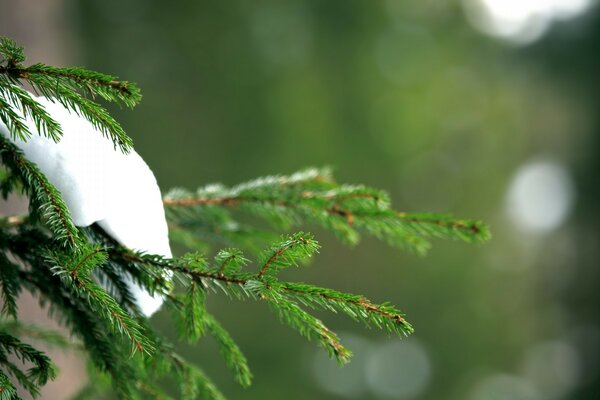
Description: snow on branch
xmin=0 ymin=36 xmax=490 ymax=399
xmin=0 ymin=36 xmax=137 ymax=152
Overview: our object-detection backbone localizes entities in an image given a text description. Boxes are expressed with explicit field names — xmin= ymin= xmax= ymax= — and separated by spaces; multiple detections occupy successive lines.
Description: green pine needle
xmin=0 ymin=36 xmax=491 ymax=399
xmin=164 ymin=167 xmax=490 ymax=255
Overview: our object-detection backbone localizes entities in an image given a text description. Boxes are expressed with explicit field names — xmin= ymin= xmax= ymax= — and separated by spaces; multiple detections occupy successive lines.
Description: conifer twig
xmin=0 ymin=37 xmax=491 ymax=399
xmin=164 ymin=168 xmax=490 ymax=254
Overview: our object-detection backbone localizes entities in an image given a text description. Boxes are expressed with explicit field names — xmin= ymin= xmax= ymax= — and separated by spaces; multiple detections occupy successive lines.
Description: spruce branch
xmin=0 ymin=36 xmax=137 ymax=152
xmin=0 ymin=332 xmax=56 ymax=397
xmin=0 ymin=92 xmax=31 ymax=143
xmin=274 ymin=282 xmax=413 ymax=336
xmin=24 ymin=78 xmax=134 ymax=152
xmin=179 ymin=280 xmax=207 ymax=342
xmin=0 ymin=136 xmax=81 ymax=248
xmin=0 ymin=38 xmax=25 ymax=66
xmin=0 ymin=370 xmax=20 ymax=400
xmin=213 ymin=248 xmax=249 ymax=276
xmin=0 ymin=80 xmax=62 ymax=142
xmin=95 ymin=260 xmax=146 ymax=316
xmin=164 ymin=167 xmax=490 ymax=254
xmin=204 ymin=313 xmax=252 ymax=388
xmin=21 ymin=267 xmax=139 ymax=399
xmin=0 ymin=36 xmax=492 ymax=399
xmin=18 ymin=64 xmax=141 ymax=108
xmin=259 ymin=284 xmax=352 ymax=365
xmin=44 ymin=245 xmax=155 ymax=355
xmin=257 ymin=232 xmax=319 ymax=278
xmin=0 ymin=254 xmax=20 ymax=319
xmin=0 ymin=359 xmax=32 ymax=398
xmin=121 ymin=232 xmax=413 ymax=367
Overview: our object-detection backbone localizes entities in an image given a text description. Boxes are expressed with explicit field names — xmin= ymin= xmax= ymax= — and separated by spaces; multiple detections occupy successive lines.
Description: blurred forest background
xmin=2 ymin=0 xmax=600 ymax=399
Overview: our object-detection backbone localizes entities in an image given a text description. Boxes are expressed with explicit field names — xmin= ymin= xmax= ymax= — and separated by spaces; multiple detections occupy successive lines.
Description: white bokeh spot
xmin=365 ymin=339 xmax=432 ymax=399
xmin=463 ymin=0 xmax=593 ymax=44
xmin=506 ymin=160 xmax=575 ymax=235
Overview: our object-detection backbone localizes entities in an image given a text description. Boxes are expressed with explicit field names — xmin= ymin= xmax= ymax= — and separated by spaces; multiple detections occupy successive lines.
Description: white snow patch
xmin=0 ymin=95 xmax=172 ymax=316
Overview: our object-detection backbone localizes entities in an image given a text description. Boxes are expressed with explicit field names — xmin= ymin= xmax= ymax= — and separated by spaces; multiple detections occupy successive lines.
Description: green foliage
xmin=164 ymin=167 xmax=490 ymax=255
xmin=45 ymin=244 xmax=155 ymax=355
xmin=0 ymin=36 xmax=138 ymax=152
xmin=0 ymin=137 xmax=82 ymax=248
xmin=0 ymin=37 xmax=490 ymax=399
xmin=0 ymin=332 xmax=56 ymax=398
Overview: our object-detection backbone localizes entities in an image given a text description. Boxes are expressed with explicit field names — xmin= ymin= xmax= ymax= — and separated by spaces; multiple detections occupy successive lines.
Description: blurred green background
xmin=4 ymin=0 xmax=600 ymax=399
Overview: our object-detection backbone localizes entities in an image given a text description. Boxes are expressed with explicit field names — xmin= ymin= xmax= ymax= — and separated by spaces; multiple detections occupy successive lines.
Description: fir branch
xmin=16 ymin=64 xmax=141 ymax=108
xmin=258 ymin=284 xmax=352 ymax=365
xmin=274 ymin=282 xmax=413 ymax=336
xmin=0 ymin=37 xmax=138 ymax=152
xmin=0 ymin=37 xmax=493 ymax=398
xmin=213 ymin=248 xmax=249 ymax=276
xmin=0 ymin=38 xmax=25 ymax=66
xmin=45 ymin=246 xmax=154 ymax=355
xmin=24 ymin=77 xmax=133 ymax=152
xmin=54 ymin=270 xmax=152 ymax=355
xmin=124 ymin=233 xmax=412 ymax=363
xmin=164 ymin=168 xmax=490 ymax=254
xmin=0 ymin=370 xmax=20 ymax=400
xmin=0 ymin=254 xmax=20 ymax=319
xmin=204 ymin=313 xmax=252 ymax=387
xmin=94 ymin=260 xmax=145 ymax=316
xmin=24 ymin=267 xmax=139 ymax=399
xmin=257 ymin=232 xmax=319 ymax=278
xmin=180 ymin=281 xmax=206 ymax=342
xmin=0 ymin=92 xmax=31 ymax=143
xmin=0 ymin=357 xmax=35 ymax=397
xmin=0 ymin=137 xmax=80 ymax=248
xmin=7 ymin=225 xmax=140 ymax=398
xmin=0 ymin=80 xmax=62 ymax=142
xmin=0 ymin=332 xmax=56 ymax=395
xmin=396 ymin=212 xmax=490 ymax=243
xmin=82 ymin=223 xmax=173 ymax=303
xmin=0 ymin=37 xmax=140 ymax=107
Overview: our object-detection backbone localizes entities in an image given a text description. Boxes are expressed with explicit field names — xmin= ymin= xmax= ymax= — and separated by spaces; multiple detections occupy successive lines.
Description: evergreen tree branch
xmin=0 ymin=38 xmax=25 ymax=66
xmin=164 ymin=168 xmax=491 ymax=254
xmin=0 ymin=369 xmax=20 ymax=400
xmin=94 ymin=261 xmax=145 ymax=316
xmin=17 ymin=267 xmax=138 ymax=399
xmin=0 ymin=357 xmax=36 ymax=398
xmin=44 ymin=246 xmax=155 ymax=355
xmin=24 ymin=78 xmax=133 ymax=152
xmin=257 ymin=284 xmax=352 ymax=365
xmin=0 ymin=137 xmax=81 ymax=248
xmin=0 ymin=92 xmax=31 ymax=143
xmin=0 ymin=36 xmax=492 ymax=398
xmin=273 ymin=282 xmax=413 ymax=336
xmin=178 ymin=280 xmax=206 ymax=342
xmin=14 ymin=64 xmax=141 ymax=108
xmin=0 ymin=254 xmax=20 ymax=319
xmin=0 ymin=36 xmax=136 ymax=152
xmin=0 ymin=80 xmax=62 ymax=142
xmin=257 ymin=232 xmax=319 ymax=278
xmin=0 ymin=332 xmax=56 ymax=396
xmin=120 ymin=232 xmax=412 ymax=365
xmin=204 ymin=313 xmax=252 ymax=388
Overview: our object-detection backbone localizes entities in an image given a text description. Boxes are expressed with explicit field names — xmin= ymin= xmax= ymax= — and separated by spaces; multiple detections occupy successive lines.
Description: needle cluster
xmin=0 ymin=37 xmax=489 ymax=399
